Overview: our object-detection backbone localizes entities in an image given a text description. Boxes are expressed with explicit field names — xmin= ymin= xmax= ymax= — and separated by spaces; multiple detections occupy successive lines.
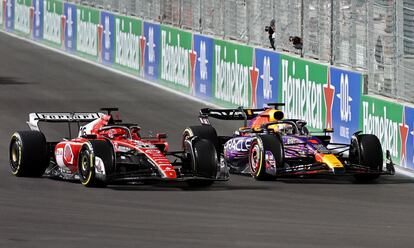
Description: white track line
xmin=395 ymin=167 xmax=414 ymax=179
xmin=2 ymin=29 xmax=414 ymax=179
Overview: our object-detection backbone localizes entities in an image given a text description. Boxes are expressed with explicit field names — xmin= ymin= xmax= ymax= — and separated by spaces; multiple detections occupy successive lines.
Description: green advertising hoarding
xmin=14 ymin=0 xmax=31 ymax=36
xmin=278 ymin=54 xmax=329 ymax=130
xmin=213 ymin=39 xmax=252 ymax=108
xmin=43 ymin=0 xmax=63 ymax=46
xmin=113 ymin=14 xmax=142 ymax=74
xmin=0 ymin=0 xmax=4 ymax=28
xmin=159 ymin=24 xmax=192 ymax=93
xmin=76 ymin=5 xmax=99 ymax=60
xmin=360 ymin=95 xmax=403 ymax=163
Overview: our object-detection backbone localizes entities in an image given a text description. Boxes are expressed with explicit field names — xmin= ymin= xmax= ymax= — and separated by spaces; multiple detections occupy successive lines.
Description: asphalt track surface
xmin=1 ymin=32 xmax=414 ymax=248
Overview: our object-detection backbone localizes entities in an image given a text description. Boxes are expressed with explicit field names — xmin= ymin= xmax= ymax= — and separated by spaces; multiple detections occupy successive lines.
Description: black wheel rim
xmin=79 ymin=150 xmax=91 ymax=183
xmin=10 ymin=139 xmax=21 ymax=174
xmin=249 ymin=141 xmax=261 ymax=175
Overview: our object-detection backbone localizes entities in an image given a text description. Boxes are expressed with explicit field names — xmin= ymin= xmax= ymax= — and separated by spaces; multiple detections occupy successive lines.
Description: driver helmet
xmin=278 ymin=124 xmax=294 ymax=135
xmin=99 ymin=127 xmax=129 ymax=139
xmin=268 ymin=109 xmax=284 ymax=133
xmin=130 ymin=126 xmax=141 ymax=140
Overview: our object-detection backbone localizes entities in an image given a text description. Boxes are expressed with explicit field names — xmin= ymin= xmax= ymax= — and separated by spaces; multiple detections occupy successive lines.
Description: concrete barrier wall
xmin=2 ymin=0 xmax=414 ymax=170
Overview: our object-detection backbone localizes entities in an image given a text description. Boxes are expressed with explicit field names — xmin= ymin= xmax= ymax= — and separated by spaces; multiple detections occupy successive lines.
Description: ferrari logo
xmin=64 ymin=144 xmax=74 ymax=164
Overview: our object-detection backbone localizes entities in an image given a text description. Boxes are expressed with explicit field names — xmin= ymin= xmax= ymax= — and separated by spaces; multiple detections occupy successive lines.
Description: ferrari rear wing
xmin=27 ymin=112 xmax=104 ymax=131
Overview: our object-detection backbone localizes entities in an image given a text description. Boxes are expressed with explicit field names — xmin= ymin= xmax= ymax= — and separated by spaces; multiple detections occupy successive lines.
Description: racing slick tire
xmin=182 ymin=125 xmax=220 ymax=154
xmin=9 ymin=131 xmax=49 ymax=177
xmin=350 ymin=134 xmax=383 ymax=182
xmin=78 ymin=140 xmax=115 ymax=187
xmin=186 ymin=139 xmax=218 ymax=187
xmin=249 ymin=134 xmax=284 ymax=181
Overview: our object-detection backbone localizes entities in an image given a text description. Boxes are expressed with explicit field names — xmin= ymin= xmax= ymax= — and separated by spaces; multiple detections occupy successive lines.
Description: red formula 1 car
xmin=9 ymin=108 xmax=228 ymax=187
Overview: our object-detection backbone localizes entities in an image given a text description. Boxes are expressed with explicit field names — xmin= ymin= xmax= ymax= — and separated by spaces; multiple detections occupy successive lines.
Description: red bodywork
xmin=53 ymin=114 xmax=176 ymax=179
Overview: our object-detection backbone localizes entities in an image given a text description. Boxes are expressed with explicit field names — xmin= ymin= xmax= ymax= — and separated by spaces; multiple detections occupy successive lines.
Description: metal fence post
xmin=199 ymin=0 xmax=202 ymax=33
xmin=272 ymin=0 xmax=275 ymax=47
xmin=246 ymin=0 xmax=250 ymax=44
xmin=395 ymin=0 xmax=403 ymax=99
xmin=235 ymin=0 xmax=238 ymax=40
xmin=330 ymin=0 xmax=334 ymax=65
xmin=365 ymin=0 xmax=369 ymax=70
xmin=300 ymin=0 xmax=304 ymax=58
xmin=179 ymin=0 xmax=182 ymax=28
xmin=350 ymin=0 xmax=357 ymax=68
xmin=367 ymin=0 xmax=374 ymax=93
xmin=222 ymin=0 xmax=226 ymax=39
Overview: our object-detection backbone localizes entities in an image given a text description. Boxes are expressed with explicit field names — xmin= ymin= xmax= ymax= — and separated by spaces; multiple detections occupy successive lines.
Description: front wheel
xmin=350 ymin=134 xmax=383 ymax=182
xmin=249 ymin=134 xmax=284 ymax=180
xmin=185 ymin=139 xmax=217 ymax=187
xmin=78 ymin=140 xmax=115 ymax=187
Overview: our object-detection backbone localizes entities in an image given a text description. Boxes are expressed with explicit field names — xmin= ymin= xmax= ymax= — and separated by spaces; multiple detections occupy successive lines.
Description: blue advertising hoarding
xmin=32 ymin=0 xmax=43 ymax=40
xmin=254 ymin=48 xmax=279 ymax=108
xmin=63 ymin=2 xmax=76 ymax=52
xmin=330 ymin=67 xmax=361 ymax=143
xmin=100 ymin=11 xmax=114 ymax=65
xmin=193 ymin=34 xmax=213 ymax=100
xmin=5 ymin=0 xmax=14 ymax=31
xmin=143 ymin=21 xmax=159 ymax=81
xmin=403 ymin=106 xmax=414 ymax=170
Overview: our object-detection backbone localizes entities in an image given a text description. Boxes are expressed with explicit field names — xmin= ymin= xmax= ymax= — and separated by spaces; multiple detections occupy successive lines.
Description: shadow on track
xmin=0 ymin=77 xmax=33 ymax=85
xmin=275 ymin=175 xmax=414 ymax=185
xmin=108 ymin=181 xmax=273 ymax=192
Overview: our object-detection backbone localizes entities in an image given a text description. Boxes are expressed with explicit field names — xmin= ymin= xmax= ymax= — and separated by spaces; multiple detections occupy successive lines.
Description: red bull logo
xmin=97 ymin=23 xmax=103 ymax=62
xmin=139 ymin=35 xmax=146 ymax=74
xmin=323 ymin=70 xmax=335 ymax=129
xmin=29 ymin=5 xmax=33 ymax=35
xmin=249 ymin=54 xmax=259 ymax=108
xmin=189 ymin=42 xmax=197 ymax=94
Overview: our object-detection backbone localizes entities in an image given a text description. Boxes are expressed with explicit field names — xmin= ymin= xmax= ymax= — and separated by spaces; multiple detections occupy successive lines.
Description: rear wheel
xmin=186 ymin=139 xmax=217 ymax=187
xmin=350 ymin=134 xmax=383 ymax=182
xmin=249 ymin=134 xmax=284 ymax=180
xmin=9 ymin=131 xmax=49 ymax=177
xmin=78 ymin=140 xmax=114 ymax=187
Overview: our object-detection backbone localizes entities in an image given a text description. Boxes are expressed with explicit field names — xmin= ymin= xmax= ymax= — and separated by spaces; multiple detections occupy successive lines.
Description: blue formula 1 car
xmin=182 ymin=103 xmax=395 ymax=182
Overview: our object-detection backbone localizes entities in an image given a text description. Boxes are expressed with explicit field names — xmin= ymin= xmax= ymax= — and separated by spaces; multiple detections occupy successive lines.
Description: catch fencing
xmin=68 ymin=0 xmax=414 ymax=103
